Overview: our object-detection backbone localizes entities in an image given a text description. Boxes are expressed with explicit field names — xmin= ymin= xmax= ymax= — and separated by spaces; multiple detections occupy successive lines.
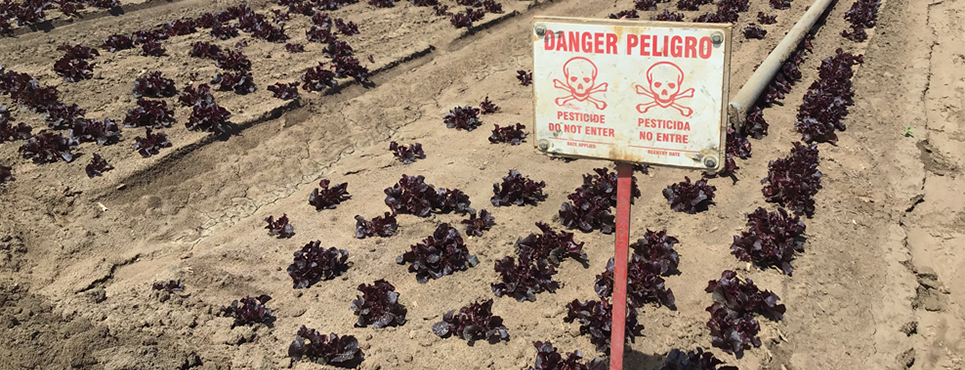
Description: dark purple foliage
xmin=140 ymin=40 xmax=166 ymax=57
xmin=717 ymin=127 xmax=751 ymax=178
xmin=133 ymin=29 xmax=167 ymax=44
xmin=0 ymin=70 xmax=60 ymax=112
xmin=757 ymin=12 xmax=777 ymax=24
xmin=656 ymin=348 xmax=738 ymax=370
xmin=351 ymin=279 xmax=407 ymax=328
xmin=842 ymin=0 xmax=879 ymax=42
xmin=85 ymin=153 xmax=113 ymax=178
xmin=652 ymin=9 xmax=686 ymax=21
xmin=705 ymin=271 xmax=784 ymax=354
xmin=432 ymin=4 xmax=449 ymax=15
xmin=19 ymin=131 xmax=75 ymax=164
xmin=761 ymin=142 xmax=821 ymax=217
xmin=515 ymin=222 xmax=585 ymax=266
xmin=44 ymin=102 xmax=86 ymax=129
xmin=101 ymin=34 xmax=134 ymax=52
xmin=288 ymin=241 xmax=349 ymax=288
xmin=332 ymin=56 xmax=369 ymax=83
xmin=189 ymin=41 xmax=222 ymax=59
xmin=444 ymin=105 xmax=481 ymax=131
xmin=54 ymin=44 xmax=99 ymax=82
xmin=132 ymin=72 xmax=177 ymax=98
xmin=608 ymin=10 xmax=639 ymax=19
xmin=369 ymin=0 xmax=398 ymax=8
xmin=525 ymin=341 xmax=606 ymax=370
xmin=354 ymin=212 xmax=398 ymax=238
xmin=311 ymin=11 xmax=332 ymax=27
xmin=432 ymin=299 xmax=508 ymax=345
xmin=412 ymin=0 xmax=439 ymax=6
xmin=178 ymin=84 xmax=212 ymax=107
xmin=449 ymin=7 xmax=485 ymax=28
xmin=491 ymin=170 xmax=546 ymax=207
xmin=334 ymin=18 xmax=359 ymax=35
xmin=631 ymin=229 xmax=680 ymax=276
xmin=268 ymin=81 xmax=299 ymax=100
xmin=397 ymin=223 xmax=479 ymax=283
xmin=286 ymin=43 xmax=306 ymax=53
xmin=517 ymin=70 xmax=532 ymax=86
xmin=744 ymin=105 xmax=769 ymax=139
xmin=265 ymin=214 xmax=295 ymax=238
xmin=492 ymin=255 xmax=559 ymax=302
xmin=302 ymin=63 xmax=337 ymax=92
xmin=323 ymin=40 xmax=354 ymax=58
xmin=195 ymin=12 xmax=218 ymax=28
xmin=594 ymin=256 xmax=675 ymax=308
xmin=132 ymin=128 xmax=171 ymax=157
xmin=211 ymin=70 xmax=256 ymax=94
xmin=309 ymin=179 xmax=350 ymax=210
xmin=159 ymin=19 xmax=196 ymax=36
xmin=0 ymin=165 xmax=10 ymax=183
xmin=69 ymin=118 xmax=120 ymax=145
xmin=634 ymin=0 xmax=657 ymax=10
xmin=187 ymin=95 xmax=233 ymax=136
xmin=151 ymin=280 xmax=184 ymax=292
xmin=564 ymin=299 xmax=643 ymax=352
xmin=462 ymin=209 xmax=495 ymax=237
xmin=677 ymin=0 xmax=712 ymax=11
xmin=560 ymin=167 xmax=640 ymax=234
xmin=482 ymin=0 xmax=502 ymax=13
xmin=744 ymin=24 xmax=767 ymax=39
xmin=385 ymin=174 xmax=443 ymax=216
xmin=288 ymin=326 xmax=365 ymax=367
xmin=795 ymin=49 xmax=862 ymax=143
xmin=123 ymin=99 xmax=174 ymax=128
xmin=663 ymin=176 xmax=716 ymax=214
xmin=219 ymin=295 xmax=274 ymax=327
xmin=210 ymin=22 xmax=240 ymax=40
xmin=731 ymin=207 xmax=806 ymax=275
xmin=770 ymin=0 xmax=791 ymax=8
xmin=215 ymin=50 xmax=252 ymax=71
xmin=0 ymin=120 xmax=33 ymax=143
xmin=488 ymin=123 xmax=527 ymax=145
xmin=388 ymin=141 xmax=425 ymax=164
xmin=479 ymin=96 xmax=499 ymax=114
xmin=759 ymin=35 xmax=810 ymax=107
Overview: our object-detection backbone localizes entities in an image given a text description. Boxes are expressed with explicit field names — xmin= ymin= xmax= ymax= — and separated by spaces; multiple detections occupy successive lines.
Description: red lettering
xmin=670 ymin=35 xmax=683 ymax=57
xmin=662 ymin=35 xmax=670 ymax=56
xmin=556 ymin=31 xmax=568 ymax=52
xmin=544 ymin=30 xmax=555 ymax=50
xmin=581 ymin=32 xmax=593 ymax=52
xmin=699 ymin=36 xmax=712 ymax=59
xmin=684 ymin=36 xmax=697 ymax=58
xmin=626 ymin=34 xmax=638 ymax=55
xmin=569 ymin=31 xmax=580 ymax=52
xmin=641 ymin=35 xmax=650 ymax=56
xmin=593 ymin=32 xmax=604 ymax=53
xmin=606 ymin=33 xmax=618 ymax=54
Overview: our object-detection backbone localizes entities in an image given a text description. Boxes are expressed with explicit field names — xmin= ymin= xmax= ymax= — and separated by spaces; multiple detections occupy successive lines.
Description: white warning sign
xmin=532 ymin=17 xmax=732 ymax=171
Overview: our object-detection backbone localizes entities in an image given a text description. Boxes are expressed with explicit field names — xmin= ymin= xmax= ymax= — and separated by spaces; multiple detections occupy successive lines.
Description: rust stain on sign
xmin=531 ymin=16 xmax=731 ymax=171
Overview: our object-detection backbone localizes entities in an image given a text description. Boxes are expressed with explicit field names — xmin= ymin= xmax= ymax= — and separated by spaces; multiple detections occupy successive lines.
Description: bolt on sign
xmin=532 ymin=17 xmax=732 ymax=171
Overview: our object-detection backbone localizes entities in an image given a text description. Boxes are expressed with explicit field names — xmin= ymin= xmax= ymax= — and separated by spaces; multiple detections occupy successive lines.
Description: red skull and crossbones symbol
xmin=634 ymin=62 xmax=694 ymax=117
xmin=554 ymin=57 xmax=608 ymax=110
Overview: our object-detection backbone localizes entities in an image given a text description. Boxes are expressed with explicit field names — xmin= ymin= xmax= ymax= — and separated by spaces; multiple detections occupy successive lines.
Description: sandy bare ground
xmin=0 ymin=0 xmax=962 ymax=368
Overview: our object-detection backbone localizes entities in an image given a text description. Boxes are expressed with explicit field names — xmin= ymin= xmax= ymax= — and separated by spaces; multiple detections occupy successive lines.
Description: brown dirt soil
xmin=1 ymin=0 xmax=962 ymax=368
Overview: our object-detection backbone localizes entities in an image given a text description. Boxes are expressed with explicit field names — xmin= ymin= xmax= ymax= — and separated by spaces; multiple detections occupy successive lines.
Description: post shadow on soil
xmin=623 ymin=349 xmax=666 ymax=370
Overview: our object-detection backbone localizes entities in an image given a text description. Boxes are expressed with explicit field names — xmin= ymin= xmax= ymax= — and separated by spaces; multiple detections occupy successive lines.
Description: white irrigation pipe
xmin=728 ymin=0 xmax=836 ymax=131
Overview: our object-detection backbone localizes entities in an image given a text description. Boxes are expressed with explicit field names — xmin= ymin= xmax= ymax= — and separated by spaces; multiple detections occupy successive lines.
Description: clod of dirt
xmin=897 ymin=348 xmax=916 ymax=368
xmin=213 ymin=325 xmax=256 ymax=345
xmin=85 ymin=286 xmax=108 ymax=303
xmin=900 ymin=321 xmax=918 ymax=336
xmin=913 ymin=286 xmax=945 ymax=312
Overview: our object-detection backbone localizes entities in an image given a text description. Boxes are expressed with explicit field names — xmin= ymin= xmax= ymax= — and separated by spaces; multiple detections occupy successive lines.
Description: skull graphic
xmin=633 ymin=61 xmax=695 ymax=116
xmin=554 ymin=57 xmax=608 ymax=110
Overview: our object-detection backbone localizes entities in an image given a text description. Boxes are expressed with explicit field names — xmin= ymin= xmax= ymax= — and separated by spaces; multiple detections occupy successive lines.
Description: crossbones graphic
xmin=553 ymin=57 xmax=608 ymax=110
xmin=633 ymin=62 xmax=694 ymax=117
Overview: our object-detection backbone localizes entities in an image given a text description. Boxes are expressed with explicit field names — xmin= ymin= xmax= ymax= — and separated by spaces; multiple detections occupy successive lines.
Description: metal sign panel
xmin=532 ymin=17 xmax=732 ymax=171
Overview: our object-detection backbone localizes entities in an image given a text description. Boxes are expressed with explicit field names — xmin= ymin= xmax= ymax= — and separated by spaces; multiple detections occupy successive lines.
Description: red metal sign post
xmin=609 ymin=161 xmax=633 ymax=370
